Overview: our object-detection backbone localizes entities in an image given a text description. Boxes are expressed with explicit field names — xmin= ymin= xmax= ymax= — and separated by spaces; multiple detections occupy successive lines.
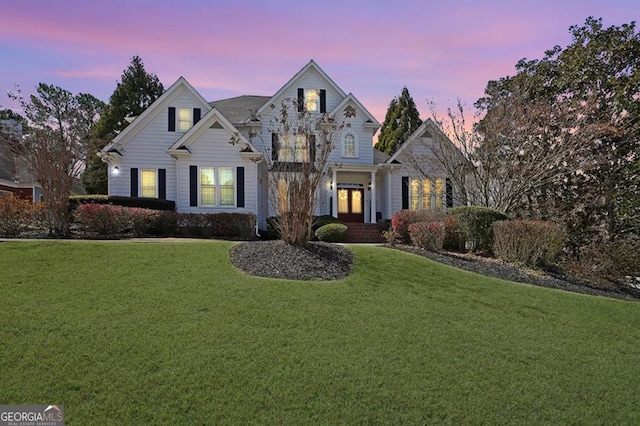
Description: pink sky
xmin=1 ymin=0 xmax=638 ymax=126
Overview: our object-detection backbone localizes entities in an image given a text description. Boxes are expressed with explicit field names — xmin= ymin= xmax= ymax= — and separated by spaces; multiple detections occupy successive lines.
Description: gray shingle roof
xmin=209 ymin=95 xmax=271 ymax=123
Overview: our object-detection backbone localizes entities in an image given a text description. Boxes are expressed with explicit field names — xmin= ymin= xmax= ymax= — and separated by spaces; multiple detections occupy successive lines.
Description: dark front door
xmin=337 ymin=188 xmax=364 ymax=222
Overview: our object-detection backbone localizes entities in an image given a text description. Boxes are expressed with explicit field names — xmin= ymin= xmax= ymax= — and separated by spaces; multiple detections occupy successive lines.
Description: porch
xmin=328 ymin=165 xmax=383 ymax=224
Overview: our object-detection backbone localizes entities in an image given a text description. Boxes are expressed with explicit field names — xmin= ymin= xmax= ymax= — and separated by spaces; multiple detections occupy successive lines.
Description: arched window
xmin=342 ymin=133 xmax=358 ymax=157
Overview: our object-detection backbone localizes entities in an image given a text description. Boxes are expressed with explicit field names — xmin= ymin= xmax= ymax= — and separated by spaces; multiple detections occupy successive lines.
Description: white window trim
xmin=341 ymin=132 xmax=359 ymax=158
xmin=140 ymin=169 xmax=158 ymax=198
xmin=198 ymin=166 xmax=236 ymax=208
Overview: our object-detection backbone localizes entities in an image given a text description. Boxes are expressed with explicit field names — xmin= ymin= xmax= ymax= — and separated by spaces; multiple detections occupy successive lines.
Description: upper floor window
xmin=305 ymin=89 xmax=319 ymax=112
xmin=342 ymin=133 xmax=358 ymax=158
xmin=272 ymin=133 xmax=315 ymax=163
xmin=178 ymin=108 xmax=192 ymax=132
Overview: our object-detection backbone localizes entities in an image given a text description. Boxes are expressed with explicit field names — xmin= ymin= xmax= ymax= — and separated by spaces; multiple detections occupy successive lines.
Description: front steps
xmin=344 ymin=223 xmax=385 ymax=243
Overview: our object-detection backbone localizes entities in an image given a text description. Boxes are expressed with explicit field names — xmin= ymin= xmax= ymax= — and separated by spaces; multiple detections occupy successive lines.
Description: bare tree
xmin=248 ymin=98 xmax=353 ymax=245
xmin=7 ymin=84 xmax=104 ymax=235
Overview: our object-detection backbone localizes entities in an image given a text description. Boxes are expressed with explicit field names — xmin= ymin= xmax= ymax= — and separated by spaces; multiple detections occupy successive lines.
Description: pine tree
xmin=374 ymin=87 xmax=422 ymax=155
xmin=82 ymin=56 xmax=164 ymax=194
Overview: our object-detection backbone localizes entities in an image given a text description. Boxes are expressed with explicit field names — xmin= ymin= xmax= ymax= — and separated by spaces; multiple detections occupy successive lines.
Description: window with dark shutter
xmin=297 ymin=88 xmax=304 ymax=112
xmin=158 ymin=169 xmax=166 ymax=200
xmin=236 ymin=167 xmax=245 ymax=208
xmin=189 ymin=165 xmax=198 ymax=207
xmin=193 ymin=108 xmax=201 ymax=125
xmin=320 ymin=89 xmax=326 ymax=113
xmin=168 ymin=107 xmax=176 ymax=132
xmin=271 ymin=133 xmax=279 ymax=161
xmin=130 ymin=168 xmax=139 ymax=197
xmin=401 ymin=176 xmax=409 ymax=210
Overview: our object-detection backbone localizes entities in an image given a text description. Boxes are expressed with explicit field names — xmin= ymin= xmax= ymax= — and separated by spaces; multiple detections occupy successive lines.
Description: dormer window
xmin=168 ymin=107 xmax=201 ymax=132
xmin=297 ymin=88 xmax=326 ymax=113
xmin=177 ymin=108 xmax=192 ymax=132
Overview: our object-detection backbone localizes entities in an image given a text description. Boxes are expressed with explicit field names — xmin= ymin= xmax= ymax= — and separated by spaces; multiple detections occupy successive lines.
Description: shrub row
xmin=74 ymin=204 xmax=256 ymax=239
xmin=0 ymin=194 xmax=43 ymax=236
xmin=69 ymin=195 xmax=176 ymax=211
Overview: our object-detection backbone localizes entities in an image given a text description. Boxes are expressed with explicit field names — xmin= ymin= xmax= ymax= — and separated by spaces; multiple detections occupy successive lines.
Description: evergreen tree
xmin=374 ymin=87 xmax=422 ymax=155
xmin=82 ymin=56 xmax=164 ymax=194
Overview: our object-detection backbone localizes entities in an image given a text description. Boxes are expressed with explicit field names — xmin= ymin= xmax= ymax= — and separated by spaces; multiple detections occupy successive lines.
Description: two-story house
xmin=100 ymin=60 xmax=460 ymax=231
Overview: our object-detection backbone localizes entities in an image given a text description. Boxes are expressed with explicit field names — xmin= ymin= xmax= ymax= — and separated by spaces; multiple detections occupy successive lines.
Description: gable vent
xmin=209 ymin=121 xmax=224 ymax=129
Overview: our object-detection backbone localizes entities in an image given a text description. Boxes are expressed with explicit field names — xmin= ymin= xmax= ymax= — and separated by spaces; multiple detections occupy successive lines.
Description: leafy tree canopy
xmin=375 ymin=87 xmax=422 ymax=155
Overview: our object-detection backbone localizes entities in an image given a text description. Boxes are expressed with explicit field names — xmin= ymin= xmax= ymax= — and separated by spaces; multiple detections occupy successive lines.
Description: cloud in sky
xmin=1 ymin=0 xmax=638 ymax=124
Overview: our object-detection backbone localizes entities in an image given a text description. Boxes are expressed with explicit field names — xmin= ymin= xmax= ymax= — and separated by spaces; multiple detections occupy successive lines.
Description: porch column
xmin=370 ymin=170 xmax=377 ymax=223
xmin=332 ymin=168 xmax=338 ymax=218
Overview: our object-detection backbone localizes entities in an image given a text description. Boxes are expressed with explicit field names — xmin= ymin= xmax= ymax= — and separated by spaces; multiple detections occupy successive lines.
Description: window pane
xmin=220 ymin=188 xmax=234 ymax=206
xmin=279 ymin=135 xmax=293 ymax=162
xmin=201 ymin=187 xmax=215 ymax=206
xmin=305 ymin=89 xmax=319 ymax=112
xmin=178 ymin=108 xmax=192 ymax=131
xmin=141 ymin=170 xmax=156 ymax=198
xmin=338 ymin=189 xmax=349 ymax=213
xmin=344 ymin=134 xmax=355 ymax=157
xmin=219 ymin=168 xmax=234 ymax=186
xmin=351 ymin=190 xmax=362 ymax=213
xmin=219 ymin=167 xmax=234 ymax=206
xmin=410 ymin=179 xmax=420 ymax=210
xmin=435 ymin=179 xmax=444 ymax=209
xmin=294 ymin=134 xmax=308 ymax=162
xmin=423 ymin=179 xmax=432 ymax=210
xmin=201 ymin=168 xmax=215 ymax=186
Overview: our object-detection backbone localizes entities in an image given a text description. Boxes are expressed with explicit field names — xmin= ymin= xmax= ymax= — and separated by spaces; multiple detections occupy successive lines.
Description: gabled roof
xmin=257 ymin=60 xmax=347 ymax=116
xmin=329 ymin=93 xmax=380 ymax=128
xmin=103 ymin=77 xmax=211 ymax=151
xmin=167 ymin=107 xmax=260 ymax=156
xmin=210 ymin=95 xmax=271 ymax=123
xmin=386 ymin=118 xmax=460 ymax=164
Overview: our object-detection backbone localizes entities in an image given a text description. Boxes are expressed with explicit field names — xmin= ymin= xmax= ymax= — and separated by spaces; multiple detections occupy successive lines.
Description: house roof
xmin=373 ymin=148 xmax=391 ymax=165
xmin=329 ymin=94 xmax=380 ymax=128
xmin=209 ymin=95 xmax=271 ymax=123
xmin=386 ymin=118 xmax=460 ymax=165
xmin=257 ymin=60 xmax=347 ymax=116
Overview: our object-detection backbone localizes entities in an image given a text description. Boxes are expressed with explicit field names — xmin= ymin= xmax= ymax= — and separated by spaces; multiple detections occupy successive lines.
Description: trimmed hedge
xmin=315 ymin=223 xmax=348 ymax=242
xmin=177 ymin=213 xmax=256 ymax=240
xmin=493 ymin=220 xmax=566 ymax=267
xmin=69 ymin=195 xmax=176 ymax=211
xmin=74 ymin=204 xmax=130 ymax=235
xmin=391 ymin=210 xmax=446 ymax=244
xmin=447 ymin=206 xmax=508 ymax=253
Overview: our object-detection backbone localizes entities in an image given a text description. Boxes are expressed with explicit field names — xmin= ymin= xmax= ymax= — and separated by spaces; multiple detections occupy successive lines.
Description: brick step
xmin=344 ymin=223 xmax=385 ymax=243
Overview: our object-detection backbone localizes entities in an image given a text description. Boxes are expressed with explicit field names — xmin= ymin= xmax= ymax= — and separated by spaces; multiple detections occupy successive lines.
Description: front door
xmin=337 ymin=188 xmax=364 ymax=222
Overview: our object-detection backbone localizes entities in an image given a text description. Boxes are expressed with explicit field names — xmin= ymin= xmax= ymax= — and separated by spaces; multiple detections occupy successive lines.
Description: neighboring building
xmin=0 ymin=121 xmax=42 ymax=201
xmin=100 ymin=60 xmax=462 ymax=229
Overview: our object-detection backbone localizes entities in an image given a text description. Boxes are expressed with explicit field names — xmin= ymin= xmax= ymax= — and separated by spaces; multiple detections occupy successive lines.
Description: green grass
xmin=1 ymin=241 xmax=639 ymax=425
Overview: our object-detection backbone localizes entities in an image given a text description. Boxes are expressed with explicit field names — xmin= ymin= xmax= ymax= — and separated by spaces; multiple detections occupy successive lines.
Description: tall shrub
xmin=391 ymin=209 xmax=445 ymax=244
xmin=0 ymin=194 xmax=34 ymax=236
xmin=493 ymin=219 xmax=566 ymax=267
xmin=408 ymin=221 xmax=446 ymax=251
xmin=447 ymin=206 xmax=508 ymax=253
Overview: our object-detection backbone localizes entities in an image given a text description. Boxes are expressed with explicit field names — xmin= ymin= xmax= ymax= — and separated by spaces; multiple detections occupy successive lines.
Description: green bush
xmin=493 ymin=220 xmax=566 ymax=267
xmin=408 ymin=221 xmax=446 ymax=252
xmin=69 ymin=195 xmax=176 ymax=211
xmin=312 ymin=215 xmax=342 ymax=232
xmin=315 ymin=223 xmax=348 ymax=242
xmin=447 ymin=206 xmax=508 ymax=253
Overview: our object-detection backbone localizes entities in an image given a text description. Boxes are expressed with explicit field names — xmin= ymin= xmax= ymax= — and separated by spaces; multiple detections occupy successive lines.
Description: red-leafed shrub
xmin=0 ymin=193 xmax=35 ymax=236
xmin=74 ymin=204 xmax=129 ymax=235
xmin=493 ymin=219 xmax=566 ymax=267
xmin=408 ymin=220 xmax=446 ymax=251
xmin=177 ymin=213 xmax=256 ymax=240
xmin=391 ymin=210 xmax=445 ymax=244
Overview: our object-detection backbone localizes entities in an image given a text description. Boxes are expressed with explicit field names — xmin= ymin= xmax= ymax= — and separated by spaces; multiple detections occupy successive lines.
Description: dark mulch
xmin=392 ymin=244 xmax=640 ymax=301
xmin=230 ymin=240 xmax=354 ymax=281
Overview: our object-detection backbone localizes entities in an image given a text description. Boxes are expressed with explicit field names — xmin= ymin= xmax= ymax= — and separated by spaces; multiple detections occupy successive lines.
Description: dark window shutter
xmin=446 ymin=178 xmax=453 ymax=208
xmin=271 ymin=133 xmax=279 ymax=161
xmin=309 ymin=134 xmax=316 ymax=163
xmin=158 ymin=168 xmax=166 ymax=200
xmin=297 ymin=88 xmax=304 ymax=112
xmin=193 ymin=108 xmax=201 ymax=125
xmin=401 ymin=176 xmax=409 ymax=210
xmin=168 ymin=107 xmax=176 ymax=132
xmin=189 ymin=165 xmax=198 ymax=207
xmin=130 ymin=168 xmax=138 ymax=197
xmin=236 ymin=167 xmax=245 ymax=208
xmin=320 ymin=89 xmax=326 ymax=113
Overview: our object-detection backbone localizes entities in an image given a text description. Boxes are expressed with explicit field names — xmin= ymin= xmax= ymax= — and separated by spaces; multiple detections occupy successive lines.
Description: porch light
xmin=367 ymin=182 xmax=371 ymax=191
xmin=112 ymin=166 xmax=120 ymax=176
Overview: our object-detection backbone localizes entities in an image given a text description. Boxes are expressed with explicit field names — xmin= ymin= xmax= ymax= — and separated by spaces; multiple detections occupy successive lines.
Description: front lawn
xmin=1 ymin=241 xmax=638 ymax=424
